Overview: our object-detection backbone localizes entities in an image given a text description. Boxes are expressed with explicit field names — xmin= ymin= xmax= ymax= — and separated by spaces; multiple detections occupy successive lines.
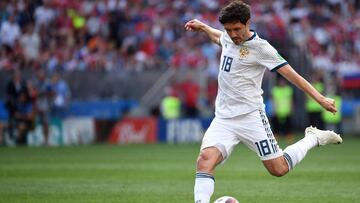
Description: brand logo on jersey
xmin=239 ymin=47 xmax=249 ymax=58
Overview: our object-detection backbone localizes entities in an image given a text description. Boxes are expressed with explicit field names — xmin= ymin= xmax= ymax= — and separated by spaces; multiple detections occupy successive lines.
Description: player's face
xmin=224 ymin=21 xmax=250 ymax=45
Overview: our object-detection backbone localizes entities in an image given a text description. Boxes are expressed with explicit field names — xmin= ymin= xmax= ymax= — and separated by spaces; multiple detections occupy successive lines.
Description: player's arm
xmin=276 ymin=64 xmax=337 ymax=114
xmin=185 ymin=19 xmax=222 ymax=45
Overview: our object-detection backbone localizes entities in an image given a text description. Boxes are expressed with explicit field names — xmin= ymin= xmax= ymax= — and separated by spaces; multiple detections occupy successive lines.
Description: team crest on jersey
xmin=239 ymin=47 xmax=249 ymax=58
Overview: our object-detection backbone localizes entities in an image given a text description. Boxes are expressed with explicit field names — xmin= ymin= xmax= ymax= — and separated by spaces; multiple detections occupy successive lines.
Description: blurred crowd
xmin=3 ymin=69 xmax=70 ymax=145
xmin=284 ymin=0 xmax=360 ymax=75
xmin=0 ymin=0 xmax=359 ymax=75
xmin=0 ymin=0 xmax=225 ymax=74
xmin=0 ymin=0 xmax=356 ymax=145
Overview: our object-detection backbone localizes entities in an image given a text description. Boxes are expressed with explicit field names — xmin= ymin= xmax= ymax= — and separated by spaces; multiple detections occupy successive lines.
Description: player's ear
xmin=245 ymin=19 xmax=250 ymax=27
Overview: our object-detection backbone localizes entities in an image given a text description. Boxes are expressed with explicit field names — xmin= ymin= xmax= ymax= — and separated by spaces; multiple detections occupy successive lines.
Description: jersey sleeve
xmin=258 ymin=41 xmax=288 ymax=72
xmin=219 ymin=32 xmax=225 ymax=46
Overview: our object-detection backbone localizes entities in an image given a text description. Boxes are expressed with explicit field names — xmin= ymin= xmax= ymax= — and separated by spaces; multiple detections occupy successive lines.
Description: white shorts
xmin=200 ymin=110 xmax=283 ymax=162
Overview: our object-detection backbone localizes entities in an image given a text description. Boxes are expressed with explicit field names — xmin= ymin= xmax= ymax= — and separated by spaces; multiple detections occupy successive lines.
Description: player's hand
xmin=320 ymin=97 xmax=337 ymax=114
xmin=184 ymin=19 xmax=205 ymax=32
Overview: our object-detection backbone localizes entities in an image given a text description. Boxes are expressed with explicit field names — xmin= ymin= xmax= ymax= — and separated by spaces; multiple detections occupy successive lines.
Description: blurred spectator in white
xmin=34 ymin=0 xmax=56 ymax=28
xmin=51 ymin=73 xmax=71 ymax=118
xmin=19 ymin=23 xmax=40 ymax=62
xmin=0 ymin=14 xmax=20 ymax=48
xmin=86 ymin=11 xmax=101 ymax=36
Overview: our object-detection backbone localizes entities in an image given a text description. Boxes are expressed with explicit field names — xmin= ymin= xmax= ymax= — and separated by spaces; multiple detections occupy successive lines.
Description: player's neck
xmin=244 ymin=30 xmax=253 ymax=41
xmin=238 ymin=30 xmax=253 ymax=44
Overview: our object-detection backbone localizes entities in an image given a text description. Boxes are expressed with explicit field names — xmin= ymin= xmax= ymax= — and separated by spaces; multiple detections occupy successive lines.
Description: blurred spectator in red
xmin=178 ymin=71 xmax=200 ymax=117
xmin=206 ymin=76 xmax=218 ymax=111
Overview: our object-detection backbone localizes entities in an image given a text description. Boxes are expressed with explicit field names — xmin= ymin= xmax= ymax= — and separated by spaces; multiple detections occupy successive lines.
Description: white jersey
xmin=215 ymin=31 xmax=288 ymax=118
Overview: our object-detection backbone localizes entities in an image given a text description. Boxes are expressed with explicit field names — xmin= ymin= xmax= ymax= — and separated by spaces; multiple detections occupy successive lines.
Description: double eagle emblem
xmin=237 ymin=47 xmax=284 ymax=60
xmin=224 ymin=44 xmax=249 ymax=57
xmin=239 ymin=47 xmax=249 ymax=57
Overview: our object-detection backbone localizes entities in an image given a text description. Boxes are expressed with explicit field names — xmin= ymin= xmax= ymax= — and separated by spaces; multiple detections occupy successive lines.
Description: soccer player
xmin=184 ymin=1 xmax=343 ymax=203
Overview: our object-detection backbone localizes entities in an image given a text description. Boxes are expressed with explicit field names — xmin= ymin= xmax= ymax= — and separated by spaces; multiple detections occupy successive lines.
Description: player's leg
xmin=239 ymin=110 xmax=287 ymax=176
xmin=194 ymin=117 xmax=239 ymax=203
xmin=196 ymin=147 xmax=223 ymax=174
xmin=276 ymin=126 xmax=342 ymax=174
xmin=195 ymin=147 xmax=223 ymax=203
xmin=262 ymin=156 xmax=289 ymax=177
xmin=263 ymin=126 xmax=343 ymax=176
xmin=240 ymin=110 xmax=342 ymax=177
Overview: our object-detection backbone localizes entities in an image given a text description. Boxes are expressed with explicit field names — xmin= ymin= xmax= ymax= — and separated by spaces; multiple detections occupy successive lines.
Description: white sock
xmin=283 ymin=134 xmax=318 ymax=170
xmin=194 ymin=172 xmax=215 ymax=203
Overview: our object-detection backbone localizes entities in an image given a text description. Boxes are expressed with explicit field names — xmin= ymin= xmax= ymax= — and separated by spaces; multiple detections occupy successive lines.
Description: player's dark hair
xmin=219 ymin=1 xmax=251 ymax=25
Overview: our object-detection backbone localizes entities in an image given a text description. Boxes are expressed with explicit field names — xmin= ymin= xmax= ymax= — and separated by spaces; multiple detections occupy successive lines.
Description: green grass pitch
xmin=0 ymin=137 xmax=360 ymax=203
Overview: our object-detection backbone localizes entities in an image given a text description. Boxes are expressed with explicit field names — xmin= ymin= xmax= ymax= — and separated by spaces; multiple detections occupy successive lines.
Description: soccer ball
xmin=214 ymin=196 xmax=239 ymax=203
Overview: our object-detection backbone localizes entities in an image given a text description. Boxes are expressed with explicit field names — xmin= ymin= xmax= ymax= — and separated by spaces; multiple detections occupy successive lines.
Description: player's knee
xmin=263 ymin=156 xmax=290 ymax=177
xmin=197 ymin=152 xmax=216 ymax=172
xmin=268 ymin=166 xmax=289 ymax=177
xmin=269 ymin=170 xmax=286 ymax=177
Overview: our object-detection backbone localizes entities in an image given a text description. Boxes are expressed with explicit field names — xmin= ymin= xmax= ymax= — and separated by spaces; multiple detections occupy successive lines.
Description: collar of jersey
xmin=246 ymin=30 xmax=257 ymax=41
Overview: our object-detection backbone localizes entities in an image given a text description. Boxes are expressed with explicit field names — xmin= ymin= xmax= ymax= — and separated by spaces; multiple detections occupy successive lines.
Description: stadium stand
xmin=0 ymin=0 xmax=359 ymax=133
